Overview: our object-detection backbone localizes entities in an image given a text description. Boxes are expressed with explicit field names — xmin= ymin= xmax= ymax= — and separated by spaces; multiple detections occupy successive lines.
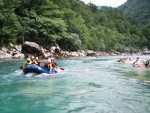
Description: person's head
xmin=27 ymin=58 xmax=31 ymax=63
xmin=36 ymin=57 xmax=39 ymax=60
xmin=27 ymin=58 xmax=30 ymax=61
xmin=31 ymin=56 xmax=35 ymax=60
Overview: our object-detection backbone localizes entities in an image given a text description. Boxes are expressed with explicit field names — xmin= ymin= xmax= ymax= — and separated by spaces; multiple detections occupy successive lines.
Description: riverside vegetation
xmin=0 ymin=0 xmax=150 ymax=53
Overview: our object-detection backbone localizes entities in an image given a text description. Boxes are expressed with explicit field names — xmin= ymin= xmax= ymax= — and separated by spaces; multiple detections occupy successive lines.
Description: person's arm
xmin=34 ymin=60 xmax=38 ymax=65
xmin=22 ymin=62 xmax=27 ymax=69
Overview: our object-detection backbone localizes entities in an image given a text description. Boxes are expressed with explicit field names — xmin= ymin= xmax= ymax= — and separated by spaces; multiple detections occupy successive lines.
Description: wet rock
xmin=132 ymin=58 xmax=150 ymax=68
xmin=117 ymin=57 xmax=132 ymax=63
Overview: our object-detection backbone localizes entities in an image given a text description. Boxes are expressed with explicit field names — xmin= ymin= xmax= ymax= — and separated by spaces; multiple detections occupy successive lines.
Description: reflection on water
xmin=0 ymin=56 xmax=150 ymax=113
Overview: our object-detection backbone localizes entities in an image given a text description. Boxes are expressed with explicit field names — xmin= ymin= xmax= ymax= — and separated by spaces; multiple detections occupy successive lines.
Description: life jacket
xmin=48 ymin=63 xmax=53 ymax=71
xmin=44 ymin=61 xmax=49 ymax=69
xmin=22 ymin=60 xmax=32 ymax=69
xmin=26 ymin=60 xmax=32 ymax=65
xmin=31 ymin=60 xmax=38 ymax=65
xmin=51 ymin=61 xmax=57 ymax=68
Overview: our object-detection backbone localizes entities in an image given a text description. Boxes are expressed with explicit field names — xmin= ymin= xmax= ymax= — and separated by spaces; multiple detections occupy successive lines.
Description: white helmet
xmin=27 ymin=58 xmax=30 ymax=61
xmin=36 ymin=57 xmax=38 ymax=60
xmin=31 ymin=56 xmax=35 ymax=59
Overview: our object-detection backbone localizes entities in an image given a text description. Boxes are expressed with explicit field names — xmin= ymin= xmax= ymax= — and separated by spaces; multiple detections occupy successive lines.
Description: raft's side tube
xmin=23 ymin=65 xmax=56 ymax=74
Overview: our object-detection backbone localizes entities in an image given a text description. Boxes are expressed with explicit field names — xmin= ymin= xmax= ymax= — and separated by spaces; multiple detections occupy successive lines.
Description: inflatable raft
xmin=23 ymin=64 xmax=56 ymax=74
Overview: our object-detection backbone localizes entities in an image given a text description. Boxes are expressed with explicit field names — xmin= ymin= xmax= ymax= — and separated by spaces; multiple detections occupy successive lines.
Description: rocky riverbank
xmin=0 ymin=41 xmax=148 ymax=60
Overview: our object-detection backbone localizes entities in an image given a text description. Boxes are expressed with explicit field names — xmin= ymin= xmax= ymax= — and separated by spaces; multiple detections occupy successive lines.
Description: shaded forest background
xmin=0 ymin=0 xmax=150 ymax=52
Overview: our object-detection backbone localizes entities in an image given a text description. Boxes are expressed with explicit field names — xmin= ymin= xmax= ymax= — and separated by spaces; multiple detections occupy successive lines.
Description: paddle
xmin=20 ymin=66 xmax=23 ymax=69
xmin=59 ymin=67 xmax=64 ymax=70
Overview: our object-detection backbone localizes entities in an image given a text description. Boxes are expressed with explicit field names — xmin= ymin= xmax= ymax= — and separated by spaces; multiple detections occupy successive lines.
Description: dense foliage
xmin=0 ymin=0 xmax=150 ymax=52
xmin=119 ymin=0 xmax=150 ymax=27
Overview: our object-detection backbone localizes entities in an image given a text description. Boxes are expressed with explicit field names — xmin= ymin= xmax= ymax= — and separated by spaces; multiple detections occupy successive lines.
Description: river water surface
xmin=0 ymin=56 xmax=150 ymax=113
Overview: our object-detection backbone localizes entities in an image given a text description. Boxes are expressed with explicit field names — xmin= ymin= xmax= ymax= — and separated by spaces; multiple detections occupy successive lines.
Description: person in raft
xmin=31 ymin=56 xmax=38 ymax=65
xmin=43 ymin=58 xmax=49 ymax=69
xmin=45 ymin=58 xmax=53 ymax=72
xmin=22 ymin=58 xmax=32 ymax=69
xmin=51 ymin=57 xmax=58 ymax=72
xmin=51 ymin=57 xmax=57 ymax=69
xmin=35 ymin=57 xmax=41 ymax=66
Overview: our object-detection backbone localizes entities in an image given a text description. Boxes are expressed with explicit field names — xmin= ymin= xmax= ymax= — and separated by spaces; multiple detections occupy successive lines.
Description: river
xmin=0 ymin=56 xmax=150 ymax=113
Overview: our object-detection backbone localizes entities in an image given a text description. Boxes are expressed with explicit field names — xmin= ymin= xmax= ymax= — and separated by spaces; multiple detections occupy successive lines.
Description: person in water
xmin=35 ymin=57 xmax=41 ymax=66
xmin=22 ymin=58 xmax=32 ymax=69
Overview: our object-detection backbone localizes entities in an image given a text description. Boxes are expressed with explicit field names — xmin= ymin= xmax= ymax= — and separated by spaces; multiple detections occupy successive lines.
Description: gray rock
xmin=71 ymin=51 xmax=79 ymax=57
xmin=22 ymin=41 xmax=45 ymax=56
xmin=8 ymin=51 xmax=13 ymax=55
xmin=13 ymin=53 xmax=25 ymax=59
xmin=12 ymin=51 xmax=20 ymax=56
xmin=1 ymin=47 xmax=8 ymax=53
xmin=0 ymin=51 xmax=12 ymax=59
xmin=9 ymin=43 xmax=14 ymax=47
xmin=15 ymin=45 xmax=22 ymax=52
xmin=86 ymin=50 xmax=96 ymax=56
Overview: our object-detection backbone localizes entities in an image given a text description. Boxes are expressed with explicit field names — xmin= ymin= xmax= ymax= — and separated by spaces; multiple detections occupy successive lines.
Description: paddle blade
xmin=20 ymin=66 xmax=23 ymax=69
xmin=59 ymin=67 xmax=64 ymax=70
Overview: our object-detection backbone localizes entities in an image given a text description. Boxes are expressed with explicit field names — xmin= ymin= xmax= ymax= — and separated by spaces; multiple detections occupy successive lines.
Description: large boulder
xmin=22 ymin=41 xmax=45 ymax=56
xmin=132 ymin=58 xmax=150 ymax=68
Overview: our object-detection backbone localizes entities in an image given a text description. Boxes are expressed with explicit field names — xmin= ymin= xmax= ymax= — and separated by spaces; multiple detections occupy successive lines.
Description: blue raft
xmin=23 ymin=64 xmax=56 ymax=74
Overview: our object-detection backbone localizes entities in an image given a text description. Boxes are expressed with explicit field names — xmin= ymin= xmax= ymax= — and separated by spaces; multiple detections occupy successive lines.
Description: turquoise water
xmin=0 ymin=56 xmax=150 ymax=113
